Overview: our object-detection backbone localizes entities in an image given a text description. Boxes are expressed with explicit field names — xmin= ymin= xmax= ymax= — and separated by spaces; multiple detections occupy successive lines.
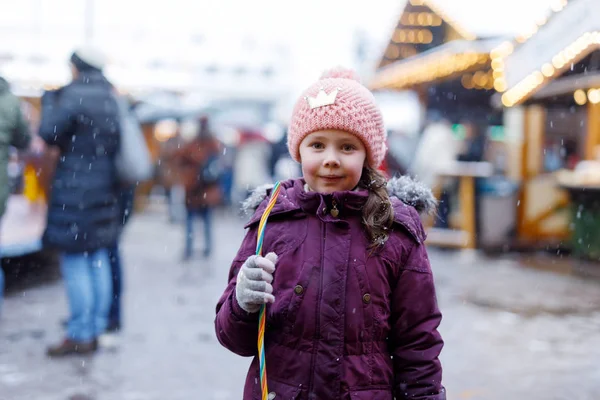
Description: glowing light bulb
xmin=541 ymin=63 xmax=555 ymax=77
xmin=574 ymin=89 xmax=587 ymax=105
xmin=588 ymin=89 xmax=600 ymax=104
xmin=494 ymin=79 xmax=507 ymax=92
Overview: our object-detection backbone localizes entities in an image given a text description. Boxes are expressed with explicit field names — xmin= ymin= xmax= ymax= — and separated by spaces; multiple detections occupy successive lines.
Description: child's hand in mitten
xmin=235 ymin=252 xmax=278 ymax=313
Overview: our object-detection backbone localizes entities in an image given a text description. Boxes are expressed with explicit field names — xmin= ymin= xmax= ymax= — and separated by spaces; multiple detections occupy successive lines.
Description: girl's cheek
xmin=302 ymin=160 xmax=317 ymax=174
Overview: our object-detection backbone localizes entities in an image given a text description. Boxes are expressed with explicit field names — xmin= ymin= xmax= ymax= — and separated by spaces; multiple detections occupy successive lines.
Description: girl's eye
xmin=342 ymin=144 xmax=356 ymax=151
xmin=311 ymin=142 xmax=324 ymax=149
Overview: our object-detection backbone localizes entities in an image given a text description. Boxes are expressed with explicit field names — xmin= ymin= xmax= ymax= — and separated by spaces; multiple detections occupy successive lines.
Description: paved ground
xmin=1 ymin=201 xmax=600 ymax=400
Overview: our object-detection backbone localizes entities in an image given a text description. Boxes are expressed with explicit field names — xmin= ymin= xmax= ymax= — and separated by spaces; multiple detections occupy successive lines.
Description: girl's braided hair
xmin=359 ymin=167 xmax=394 ymax=249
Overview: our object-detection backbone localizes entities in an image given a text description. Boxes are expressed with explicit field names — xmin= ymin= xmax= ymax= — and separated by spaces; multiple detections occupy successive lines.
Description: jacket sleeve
xmin=8 ymin=98 xmax=31 ymax=150
xmin=390 ymin=241 xmax=445 ymax=400
xmin=38 ymin=89 xmax=77 ymax=147
xmin=215 ymin=224 xmax=260 ymax=357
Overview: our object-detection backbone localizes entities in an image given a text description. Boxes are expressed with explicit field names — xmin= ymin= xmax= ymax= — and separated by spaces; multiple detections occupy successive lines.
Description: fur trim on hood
xmin=241 ymin=183 xmax=280 ymax=215
xmin=386 ymin=175 xmax=437 ymax=214
xmin=242 ymin=176 xmax=437 ymax=215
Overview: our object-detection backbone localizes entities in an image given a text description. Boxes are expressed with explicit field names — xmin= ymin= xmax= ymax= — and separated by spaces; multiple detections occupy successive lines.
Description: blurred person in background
xmin=174 ymin=116 xmax=222 ymax=261
xmin=106 ymin=177 xmax=135 ymax=333
xmin=563 ymin=139 xmax=580 ymax=170
xmin=232 ymin=129 xmax=272 ymax=207
xmin=268 ymin=126 xmax=290 ymax=177
xmin=106 ymin=95 xmax=141 ymax=333
xmin=410 ymin=112 xmax=459 ymax=227
xmin=218 ymin=142 xmax=235 ymax=207
xmin=457 ymin=120 xmax=488 ymax=163
xmin=39 ymin=46 xmax=120 ymax=356
xmin=386 ymin=129 xmax=418 ymax=177
xmin=271 ymin=128 xmax=301 ymax=182
xmin=19 ymin=101 xmax=48 ymax=214
xmin=457 ymin=120 xmax=488 ymax=240
xmin=544 ymin=139 xmax=563 ymax=172
xmin=0 ymin=75 xmax=31 ymax=315
xmin=159 ymin=127 xmax=185 ymax=223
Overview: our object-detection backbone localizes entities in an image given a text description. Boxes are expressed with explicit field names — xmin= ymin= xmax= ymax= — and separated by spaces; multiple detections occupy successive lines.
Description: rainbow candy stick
xmin=255 ymin=181 xmax=282 ymax=400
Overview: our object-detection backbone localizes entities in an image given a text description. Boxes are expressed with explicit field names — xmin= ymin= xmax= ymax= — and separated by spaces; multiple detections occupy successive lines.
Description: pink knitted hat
xmin=287 ymin=67 xmax=386 ymax=168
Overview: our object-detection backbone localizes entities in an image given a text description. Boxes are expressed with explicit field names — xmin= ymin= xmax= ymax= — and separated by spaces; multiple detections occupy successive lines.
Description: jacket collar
xmin=72 ymin=70 xmax=112 ymax=88
xmin=242 ymin=176 xmax=436 ymax=242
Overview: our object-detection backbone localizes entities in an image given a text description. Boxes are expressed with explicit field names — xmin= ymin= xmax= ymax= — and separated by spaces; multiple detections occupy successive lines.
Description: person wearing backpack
xmin=39 ymin=46 xmax=120 ymax=356
xmin=174 ymin=116 xmax=223 ymax=261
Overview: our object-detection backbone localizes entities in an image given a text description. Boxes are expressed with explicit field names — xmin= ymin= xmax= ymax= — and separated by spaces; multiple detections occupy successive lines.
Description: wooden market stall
xmin=498 ymin=0 xmax=600 ymax=247
xmin=372 ymin=0 xmax=506 ymax=125
xmin=369 ymin=0 xmax=559 ymax=248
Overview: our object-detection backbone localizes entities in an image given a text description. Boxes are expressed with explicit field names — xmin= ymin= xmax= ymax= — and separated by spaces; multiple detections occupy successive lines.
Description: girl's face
xmin=299 ymin=129 xmax=366 ymax=193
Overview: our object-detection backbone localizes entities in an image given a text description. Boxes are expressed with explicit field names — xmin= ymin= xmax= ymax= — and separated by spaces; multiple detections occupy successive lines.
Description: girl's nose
xmin=323 ymin=153 xmax=340 ymax=168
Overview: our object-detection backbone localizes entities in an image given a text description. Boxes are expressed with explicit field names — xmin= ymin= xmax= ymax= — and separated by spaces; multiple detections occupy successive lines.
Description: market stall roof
xmin=371 ymin=38 xmax=499 ymax=90
xmin=413 ymin=0 xmax=556 ymax=39
xmin=530 ymin=72 xmax=600 ymax=101
xmin=501 ymin=0 xmax=600 ymax=106
xmin=373 ymin=0 xmax=560 ymax=90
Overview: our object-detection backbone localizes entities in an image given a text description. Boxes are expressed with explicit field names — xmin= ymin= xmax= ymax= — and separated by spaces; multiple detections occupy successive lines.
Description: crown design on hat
xmin=306 ymin=87 xmax=339 ymax=109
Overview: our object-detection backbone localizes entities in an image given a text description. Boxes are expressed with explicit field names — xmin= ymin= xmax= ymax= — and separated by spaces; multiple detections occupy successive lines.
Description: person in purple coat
xmin=215 ymin=67 xmax=445 ymax=400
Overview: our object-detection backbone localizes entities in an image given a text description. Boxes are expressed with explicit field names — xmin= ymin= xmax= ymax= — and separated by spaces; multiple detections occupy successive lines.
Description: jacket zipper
xmin=308 ymin=219 xmax=325 ymax=394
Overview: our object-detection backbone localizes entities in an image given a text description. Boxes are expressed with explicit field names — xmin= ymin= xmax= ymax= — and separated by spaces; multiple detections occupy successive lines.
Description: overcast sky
xmin=0 ymin=0 xmax=402 ymax=84
xmin=0 ymin=0 xmax=558 ymax=91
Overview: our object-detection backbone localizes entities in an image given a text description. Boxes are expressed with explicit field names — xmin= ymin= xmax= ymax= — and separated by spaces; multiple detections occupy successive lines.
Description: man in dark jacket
xmin=39 ymin=46 xmax=120 ymax=356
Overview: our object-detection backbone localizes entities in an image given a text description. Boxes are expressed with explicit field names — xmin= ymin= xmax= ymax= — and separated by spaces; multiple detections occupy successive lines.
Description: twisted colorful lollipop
xmin=255 ymin=181 xmax=281 ymax=400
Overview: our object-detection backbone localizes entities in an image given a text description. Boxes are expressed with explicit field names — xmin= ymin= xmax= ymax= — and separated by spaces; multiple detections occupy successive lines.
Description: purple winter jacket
xmin=215 ymin=177 xmax=445 ymax=400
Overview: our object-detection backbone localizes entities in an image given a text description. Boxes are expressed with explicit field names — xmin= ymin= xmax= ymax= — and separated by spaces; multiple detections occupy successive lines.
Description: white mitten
xmin=235 ymin=252 xmax=278 ymax=313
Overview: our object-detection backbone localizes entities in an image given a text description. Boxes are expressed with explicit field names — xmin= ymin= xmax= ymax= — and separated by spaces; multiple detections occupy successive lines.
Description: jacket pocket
xmin=253 ymin=379 xmax=303 ymax=399
xmin=283 ymin=261 xmax=316 ymax=329
xmin=349 ymin=388 xmax=393 ymax=400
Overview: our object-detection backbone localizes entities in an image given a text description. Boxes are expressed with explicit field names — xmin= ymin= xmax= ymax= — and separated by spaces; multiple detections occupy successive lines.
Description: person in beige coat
xmin=410 ymin=116 xmax=460 ymax=227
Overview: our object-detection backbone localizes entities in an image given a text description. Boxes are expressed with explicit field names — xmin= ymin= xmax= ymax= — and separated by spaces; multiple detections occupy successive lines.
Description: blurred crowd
xmin=0 ymin=45 xmax=308 ymax=356
xmin=0 ymin=41 xmax=502 ymax=350
xmin=0 ymin=36 xmax=589 ymax=362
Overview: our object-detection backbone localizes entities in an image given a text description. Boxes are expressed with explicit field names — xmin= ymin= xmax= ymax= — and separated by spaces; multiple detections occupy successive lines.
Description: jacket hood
xmin=0 ymin=77 xmax=9 ymax=93
xmin=385 ymin=175 xmax=437 ymax=214
xmin=242 ymin=176 xmax=436 ymax=243
xmin=242 ymin=175 xmax=437 ymax=216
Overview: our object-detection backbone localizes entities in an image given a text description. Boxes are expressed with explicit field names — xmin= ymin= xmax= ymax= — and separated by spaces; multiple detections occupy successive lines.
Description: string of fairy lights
xmin=461 ymin=70 xmax=495 ymax=91
xmin=374 ymin=0 xmax=595 ymax=110
xmin=371 ymin=51 xmax=488 ymax=90
xmin=478 ymin=0 xmax=572 ymax=107
xmin=373 ymin=0 xmax=484 ymax=90
xmin=408 ymin=0 xmax=476 ymax=41
xmin=500 ymin=31 xmax=600 ymax=107
xmin=573 ymin=88 xmax=600 ymax=106
xmin=488 ymin=0 xmax=595 ymax=108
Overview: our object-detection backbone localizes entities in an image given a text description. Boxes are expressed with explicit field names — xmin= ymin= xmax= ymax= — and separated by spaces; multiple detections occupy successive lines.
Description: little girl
xmin=215 ymin=68 xmax=445 ymax=400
